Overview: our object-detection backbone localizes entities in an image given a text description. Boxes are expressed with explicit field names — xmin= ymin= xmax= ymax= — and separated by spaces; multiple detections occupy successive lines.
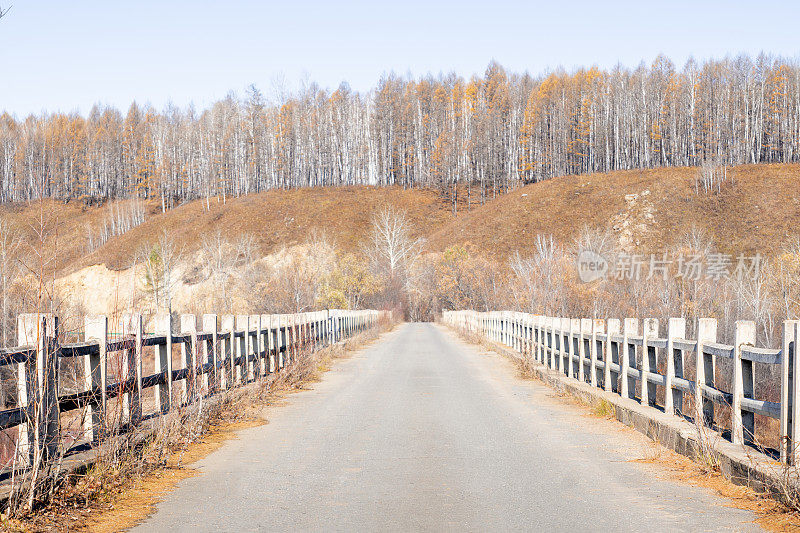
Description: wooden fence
xmin=1 ymin=309 xmax=386 ymax=468
xmin=442 ymin=310 xmax=799 ymax=465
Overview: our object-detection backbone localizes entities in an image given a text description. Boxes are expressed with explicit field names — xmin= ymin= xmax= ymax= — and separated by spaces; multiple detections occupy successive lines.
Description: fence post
xmin=202 ymin=314 xmax=218 ymax=394
xmin=250 ymin=314 xmax=262 ymax=379
xmin=641 ymin=318 xmax=659 ymax=407
xmin=781 ymin=320 xmax=799 ymax=464
xmin=265 ymin=314 xmax=276 ymax=374
xmin=121 ymin=314 xmax=143 ymax=425
xmin=538 ymin=316 xmax=546 ymax=365
xmin=259 ymin=314 xmax=270 ymax=377
xmin=556 ymin=318 xmax=566 ymax=375
xmin=696 ymin=318 xmax=718 ymax=428
xmin=732 ymin=320 xmax=756 ymax=446
xmin=665 ymin=317 xmax=686 ymax=416
xmin=548 ymin=317 xmax=556 ymax=369
xmin=220 ymin=315 xmax=234 ymax=388
xmin=180 ymin=315 xmax=198 ymax=403
xmin=591 ymin=319 xmax=604 ymax=388
xmin=17 ymin=313 xmax=60 ymax=464
xmin=235 ymin=315 xmax=250 ymax=383
xmin=579 ymin=319 xmax=592 ymax=383
xmin=566 ymin=318 xmax=576 ymax=378
xmin=605 ymin=319 xmax=620 ymax=393
xmin=526 ymin=314 xmax=533 ymax=358
xmin=278 ymin=315 xmax=286 ymax=369
xmin=621 ymin=318 xmax=638 ymax=400
xmin=153 ymin=313 xmax=172 ymax=413
xmin=84 ymin=315 xmax=107 ymax=443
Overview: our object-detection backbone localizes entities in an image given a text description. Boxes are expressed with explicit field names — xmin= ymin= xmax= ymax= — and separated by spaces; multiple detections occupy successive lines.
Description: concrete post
xmin=180 ymin=314 xmax=197 ymax=404
xmin=781 ymin=320 xmax=799 ymax=463
xmin=250 ymin=314 xmax=262 ymax=379
xmin=579 ymin=319 xmax=591 ymax=383
xmin=117 ymin=314 xmax=142 ymax=425
xmin=84 ymin=315 xmax=107 ymax=443
xmin=221 ymin=315 xmax=235 ymax=388
xmin=591 ymin=319 xmax=604 ymax=388
xmin=536 ymin=315 xmax=547 ymax=366
xmin=235 ymin=315 xmax=249 ymax=384
xmin=278 ymin=315 xmax=286 ymax=369
xmin=621 ymin=318 xmax=638 ymax=400
xmin=153 ymin=313 xmax=172 ymax=413
xmin=732 ymin=320 xmax=756 ymax=446
xmin=567 ymin=318 xmax=578 ymax=378
xmin=17 ymin=314 xmax=60 ymax=464
xmin=696 ymin=318 xmax=718 ymax=428
xmin=605 ymin=319 xmax=620 ymax=393
xmin=665 ymin=317 xmax=686 ymax=416
xmin=794 ymin=321 xmax=800 ymax=465
xmin=641 ymin=318 xmax=659 ymax=407
xmin=260 ymin=314 xmax=271 ymax=376
xmin=202 ymin=314 xmax=218 ymax=394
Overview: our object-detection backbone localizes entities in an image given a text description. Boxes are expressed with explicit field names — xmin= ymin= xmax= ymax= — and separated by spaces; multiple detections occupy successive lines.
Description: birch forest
xmin=1 ymin=54 xmax=799 ymax=209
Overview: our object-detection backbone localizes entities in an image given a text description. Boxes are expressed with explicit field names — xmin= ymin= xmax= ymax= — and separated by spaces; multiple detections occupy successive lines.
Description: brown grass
xmin=428 ymin=163 xmax=800 ymax=260
xmin=634 ymin=443 xmax=800 ymax=532
xmin=0 ymin=186 xmax=455 ymax=277
xmin=4 ymin=163 xmax=799 ymax=282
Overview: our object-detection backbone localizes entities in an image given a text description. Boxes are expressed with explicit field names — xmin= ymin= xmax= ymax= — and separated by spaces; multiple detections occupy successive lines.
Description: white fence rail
xmin=1 ymin=309 xmax=387 ymax=467
xmin=442 ymin=310 xmax=799 ymax=464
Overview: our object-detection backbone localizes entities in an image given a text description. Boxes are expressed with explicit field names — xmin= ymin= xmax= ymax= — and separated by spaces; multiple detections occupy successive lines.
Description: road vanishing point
xmin=136 ymin=323 xmax=760 ymax=532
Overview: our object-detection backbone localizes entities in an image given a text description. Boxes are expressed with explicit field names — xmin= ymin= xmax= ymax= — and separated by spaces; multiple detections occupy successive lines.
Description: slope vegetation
xmin=2 ymin=163 xmax=798 ymax=281
xmin=428 ymin=163 xmax=800 ymax=259
xmin=0 ymin=186 xmax=455 ymax=276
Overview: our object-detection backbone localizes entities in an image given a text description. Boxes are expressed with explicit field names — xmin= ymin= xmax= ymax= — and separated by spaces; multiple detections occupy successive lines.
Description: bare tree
xmin=365 ymin=206 xmax=424 ymax=281
xmin=0 ymin=219 xmax=20 ymax=345
xmin=141 ymin=231 xmax=182 ymax=313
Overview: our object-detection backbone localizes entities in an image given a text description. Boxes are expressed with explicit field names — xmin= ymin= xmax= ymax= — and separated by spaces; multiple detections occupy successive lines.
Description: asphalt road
xmin=135 ymin=323 xmax=761 ymax=532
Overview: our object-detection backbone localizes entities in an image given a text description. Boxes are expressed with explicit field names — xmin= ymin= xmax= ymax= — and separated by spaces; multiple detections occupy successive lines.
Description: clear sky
xmin=1 ymin=0 xmax=798 ymax=117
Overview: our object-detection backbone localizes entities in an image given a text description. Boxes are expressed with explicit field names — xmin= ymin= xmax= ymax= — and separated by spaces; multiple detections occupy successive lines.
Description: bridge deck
xmin=135 ymin=323 xmax=760 ymax=532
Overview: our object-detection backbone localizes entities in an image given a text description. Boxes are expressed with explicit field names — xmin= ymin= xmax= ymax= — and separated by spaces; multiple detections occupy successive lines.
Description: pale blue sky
xmin=1 ymin=1 xmax=798 ymax=117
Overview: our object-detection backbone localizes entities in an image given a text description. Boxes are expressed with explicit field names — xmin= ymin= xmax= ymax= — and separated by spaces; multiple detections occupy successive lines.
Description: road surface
xmin=135 ymin=323 xmax=760 ymax=532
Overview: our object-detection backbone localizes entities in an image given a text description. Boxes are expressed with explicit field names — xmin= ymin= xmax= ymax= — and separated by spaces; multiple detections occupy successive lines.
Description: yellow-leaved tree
xmin=318 ymin=253 xmax=382 ymax=310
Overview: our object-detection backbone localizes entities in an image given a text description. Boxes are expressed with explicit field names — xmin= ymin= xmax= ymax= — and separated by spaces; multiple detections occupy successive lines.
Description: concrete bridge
xmin=135 ymin=323 xmax=760 ymax=532
xmin=0 ymin=309 xmax=786 ymax=530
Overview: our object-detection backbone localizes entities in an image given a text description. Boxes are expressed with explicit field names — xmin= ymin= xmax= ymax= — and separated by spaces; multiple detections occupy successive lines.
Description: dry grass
xmin=591 ymin=398 xmax=616 ymax=419
xmin=4 ymin=163 xmax=799 ymax=281
xmin=427 ymin=163 xmax=800 ymax=260
xmin=634 ymin=442 xmax=800 ymax=532
xmin=0 ymin=187 xmax=455 ymax=277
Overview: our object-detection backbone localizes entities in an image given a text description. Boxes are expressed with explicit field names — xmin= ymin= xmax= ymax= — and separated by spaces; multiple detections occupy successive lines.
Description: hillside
xmin=2 ymin=164 xmax=799 ymax=281
xmin=0 ymin=186 xmax=456 ymax=276
xmin=428 ymin=163 xmax=800 ymax=259
xmin=2 ymin=164 xmax=798 ymax=282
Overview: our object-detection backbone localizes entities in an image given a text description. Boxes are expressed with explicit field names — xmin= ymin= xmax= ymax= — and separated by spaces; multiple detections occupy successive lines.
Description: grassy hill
xmin=2 ymin=163 xmax=799 ymax=280
xmin=428 ymin=163 xmax=800 ymax=259
xmin=0 ymin=186 xmax=456 ymax=275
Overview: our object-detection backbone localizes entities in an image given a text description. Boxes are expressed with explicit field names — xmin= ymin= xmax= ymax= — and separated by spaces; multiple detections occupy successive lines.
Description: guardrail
xmin=442 ymin=310 xmax=799 ymax=465
xmin=2 ymin=309 xmax=386 ymax=468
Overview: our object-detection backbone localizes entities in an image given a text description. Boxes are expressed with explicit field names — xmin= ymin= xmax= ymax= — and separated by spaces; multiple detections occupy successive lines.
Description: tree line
xmin=1 ymin=53 xmax=798 ymax=210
